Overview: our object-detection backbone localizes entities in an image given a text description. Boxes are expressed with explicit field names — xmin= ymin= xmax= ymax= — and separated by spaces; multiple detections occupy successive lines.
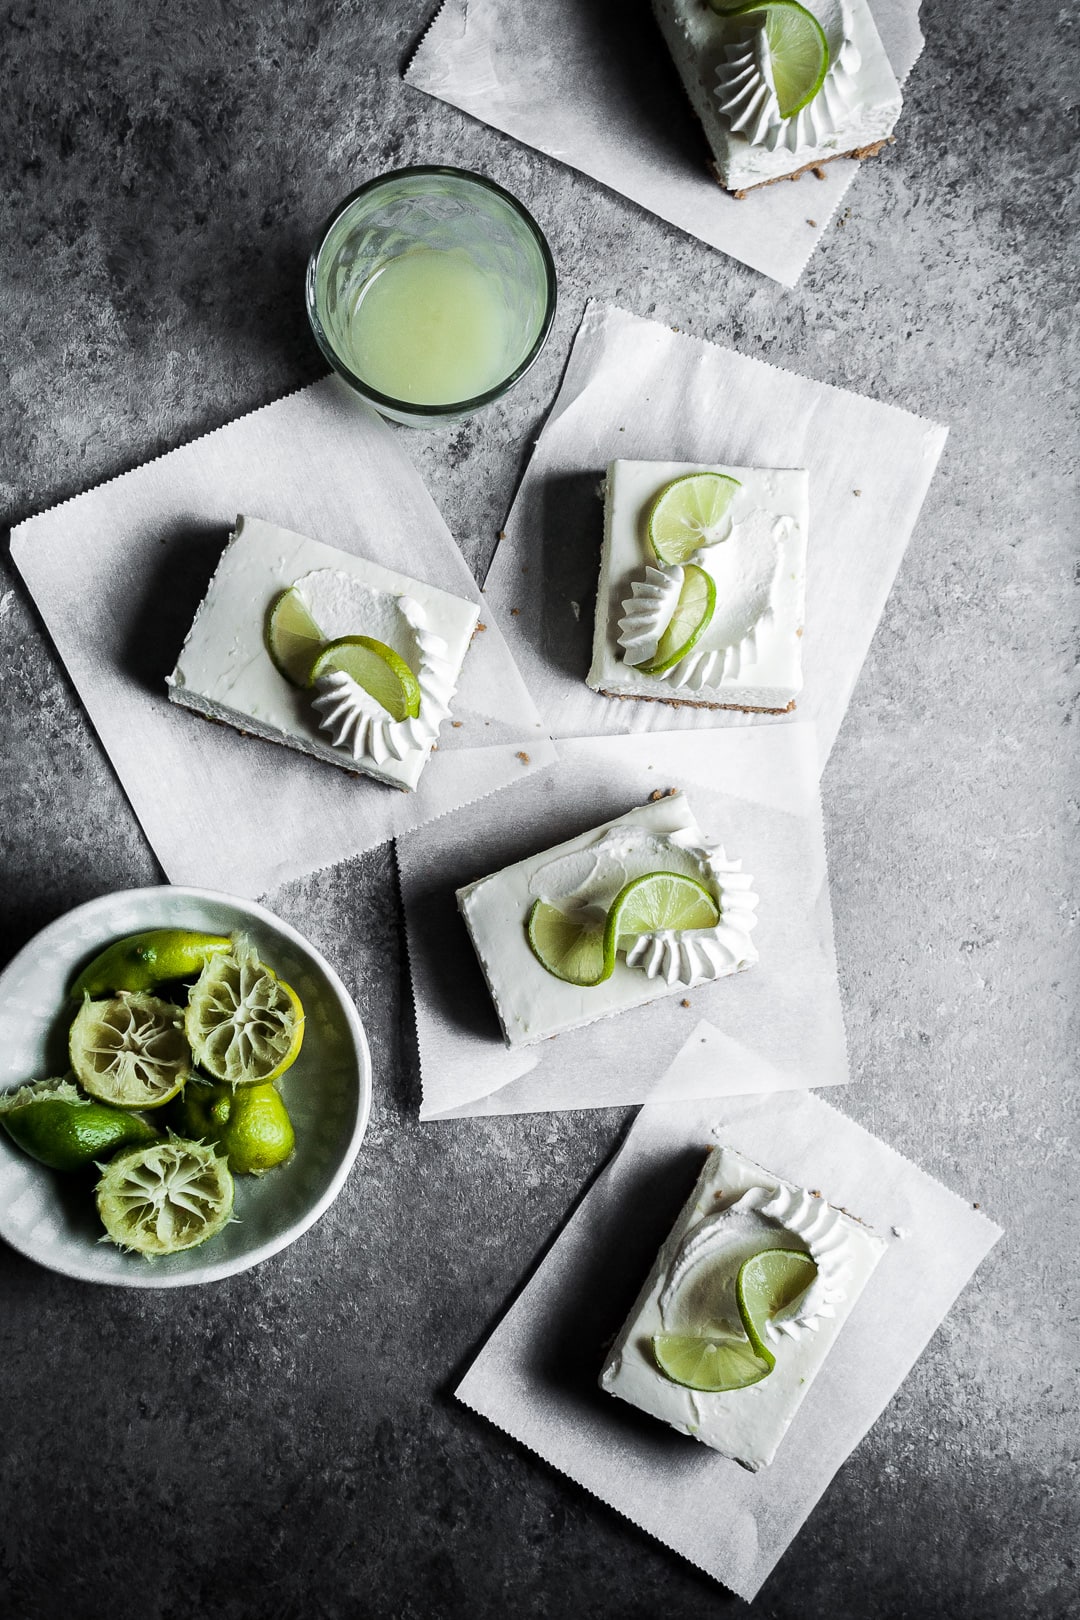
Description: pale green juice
xmin=345 ymin=248 xmax=515 ymax=407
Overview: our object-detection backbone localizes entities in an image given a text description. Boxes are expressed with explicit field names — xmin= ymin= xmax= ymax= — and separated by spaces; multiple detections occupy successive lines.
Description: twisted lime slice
xmin=265 ymin=586 xmax=325 ymax=687
xmin=0 ymin=1077 xmax=160 ymax=1171
xmin=70 ymin=929 xmax=231 ymax=999
xmin=717 ymin=0 xmax=830 ymax=120
xmin=185 ymin=944 xmax=305 ymax=1086
xmin=309 ymin=635 xmax=422 ymax=722
xmin=654 ymin=1247 xmax=818 ymax=1392
xmin=647 ymin=473 xmax=741 ymax=566
xmin=96 ymin=1138 xmax=234 ymax=1257
xmin=634 ymin=563 xmax=716 ymax=677
xmin=526 ymin=900 xmax=611 ymax=986
xmin=69 ymin=993 xmax=192 ymax=1109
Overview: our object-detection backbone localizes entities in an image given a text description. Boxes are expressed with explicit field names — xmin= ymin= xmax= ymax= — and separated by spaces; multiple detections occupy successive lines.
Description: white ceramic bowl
xmin=0 ymin=887 xmax=371 ymax=1287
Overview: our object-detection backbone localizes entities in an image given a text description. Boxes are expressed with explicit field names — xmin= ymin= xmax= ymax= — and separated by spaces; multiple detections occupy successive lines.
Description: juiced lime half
xmin=719 ymin=0 xmax=830 ymax=119
xmin=526 ymin=899 xmax=612 ymax=987
xmin=266 ymin=586 xmax=325 ymax=687
xmin=0 ymin=1077 xmax=160 ymax=1171
xmin=634 ymin=563 xmax=716 ymax=676
xmin=606 ymin=871 xmax=720 ymax=952
xmin=70 ymin=929 xmax=232 ymax=999
xmin=647 ymin=472 xmax=741 ymax=566
xmin=185 ymin=943 xmax=305 ymax=1086
xmin=69 ymin=993 xmax=192 ymax=1109
xmin=168 ymin=1079 xmax=295 ymax=1175
xmin=96 ymin=1137 xmax=234 ymax=1257
xmin=654 ymin=1246 xmax=819 ymax=1392
xmin=309 ymin=635 xmax=422 ymax=722
xmin=737 ymin=1247 xmax=818 ymax=1359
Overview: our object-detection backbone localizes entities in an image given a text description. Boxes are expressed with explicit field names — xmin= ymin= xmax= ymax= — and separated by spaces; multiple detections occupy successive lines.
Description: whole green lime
xmin=168 ymin=1080 xmax=295 ymax=1176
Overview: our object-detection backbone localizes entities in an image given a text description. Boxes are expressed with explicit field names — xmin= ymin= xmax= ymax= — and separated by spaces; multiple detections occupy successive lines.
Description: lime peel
xmin=653 ymin=1247 xmax=818 ymax=1392
xmin=70 ymin=929 xmax=233 ymax=999
xmin=95 ymin=1136 xmax=235 ymax=1257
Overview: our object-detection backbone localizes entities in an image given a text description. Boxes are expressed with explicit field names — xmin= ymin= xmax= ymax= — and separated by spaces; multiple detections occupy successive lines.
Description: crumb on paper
xmin=680 ymin=998 xmax=690 ymax=1008
xmin=812 ymin=165 xmax=826 ymax=180
xmin=973 ymin=1202 xmax=981 ymax=1210
xmin=649 ymin=787 xmax=677 ymax=802
xmin=853 ymin=488 xmax=862 ymax=497
xmin=796 ymin=626 xmax=803 ymax=638
xmin=516 ymin=751 xmax=530 ymax=764
xmin=891 ymin=1225 xmax=910 ymax=1239
xmin=474 ymin=622 xmax=487 ymax=635
xmin=451 ymin=720 xmax=463 ymax=728
xmin=807 ymin=218 xmax=817 ymax=227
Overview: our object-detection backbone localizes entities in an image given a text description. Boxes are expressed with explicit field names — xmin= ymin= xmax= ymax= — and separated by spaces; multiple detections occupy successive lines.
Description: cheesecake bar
xmin=587 ymin=460 xmax=808 ymax=714
xmin=168 ymin=514 xmax=479 ymax=791
xmin=600 ymin=1143 xmax=886 ymax=1469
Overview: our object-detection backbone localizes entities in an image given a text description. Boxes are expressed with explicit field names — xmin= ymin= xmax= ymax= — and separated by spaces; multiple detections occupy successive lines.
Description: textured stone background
xmin=0 ymin=1 xmax=1076 ymax=1616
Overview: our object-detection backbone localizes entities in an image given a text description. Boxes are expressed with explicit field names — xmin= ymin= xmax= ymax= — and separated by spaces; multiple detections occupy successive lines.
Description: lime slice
xmin=633 ymin=563 xmax=716 ymax=676
xmin=185 ymin=943 xmax=305 ymax=1086
xmin=647 ymin=473 xmax=741 ymax=565
xmin=70 ymin=929 xmax=232 ymax=999
xmin=0 ymin=1077 xmax=160 ymax=1171
xmin=96 ymin=1137 xmax=234 ymax=1257
xmin=605 ymin=871 xmax=720 ymax=954
xmin=309 ymin=635 xmax=422 ymax=722
xmin=737 ymin=1247 xmax=818 ymax=1360
xmin=69 ymin=993 xmax=192 ymax=1109
xmin=526 ymin=899 xmax=612 ymax=986
xmin=653 ymin=1331 xmax=772 ymax=1391
xmin=266 ymin=586 xmax=325 ymax=687
xmin=720 ymin=0 xmax=830 ymax=119
xmin=168 ymin=1079 xmax=295 ymax=1175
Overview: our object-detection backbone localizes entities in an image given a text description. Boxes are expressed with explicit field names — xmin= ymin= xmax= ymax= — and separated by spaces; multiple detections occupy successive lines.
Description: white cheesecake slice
xmin=457 ymin=792 xmax=758 ymax=1049
xmin=168 ymin=514 xmax=479 ymax=791
xmin=587 ymin=460 xmax=808 ymax=714
xmin=600 ymin=1144 xmax=886 ymax=1470
xmin=653 ymin=0 xmax=902 ymax=195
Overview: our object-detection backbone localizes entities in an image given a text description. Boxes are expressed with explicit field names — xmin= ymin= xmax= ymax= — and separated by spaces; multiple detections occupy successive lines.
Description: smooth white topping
xmin=528 ymin=825 xmax=758 ymax=987
xmin=714 ymin=0 xmax=862 ymax=155
xmin=659 ymin=1183 xmax=854 ymax=1344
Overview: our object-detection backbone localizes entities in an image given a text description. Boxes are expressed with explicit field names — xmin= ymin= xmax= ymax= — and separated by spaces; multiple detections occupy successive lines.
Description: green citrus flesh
xmin=605 ymin=871 xmax=720 ymax=955
xmin=736 ymin=1247 xmax=818 ymax=1360
xmin=265 ymin=586 xmax=326 ymax=688
xmin=70 ymin=929 xmax=232 ymax=999
xmin=653 ymin=1332 xmax=772 ymax=1392
xmin=95 ymin=1137 xmax=234 ymax=1257
xmin=185 ymin=943 xmax=305 ymax=1086
xmin=69 ymin=993 xmax=192 ymax=1109
xmin=168 ymin=1079 xmax=295 ymax=1175
xmin=647 ymin=472 xmax=741 ymax=566
xmin=526 ymin=899 xmax=612 ymax=986
xmin=309 ymin=636 xmax=421 ymax=722
xmin=0 ymin=1077 xmax=160 ymax=1171
xmin=634 ymin=563 xmax=716 ymax=676
xmin=720 ymin=1 xmax=830 ymax=119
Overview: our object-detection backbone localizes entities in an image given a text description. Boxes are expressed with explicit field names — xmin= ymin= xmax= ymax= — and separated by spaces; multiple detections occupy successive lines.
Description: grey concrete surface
xmin=0 ymin=2 xmax=1076 ymax=1616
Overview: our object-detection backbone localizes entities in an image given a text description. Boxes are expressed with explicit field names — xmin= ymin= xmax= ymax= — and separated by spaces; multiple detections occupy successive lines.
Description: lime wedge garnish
xmin=0 ymin=1077 xmax=160 ymax=1171
xmin=70 ymin=929 xmax=232 ymax=999
xmin=266 ymin=586 xmax=326 ymax=688
xmin=69 ymin=993 xmax=192 ymax=1110
xmin=309 ymin=635 xmax=422 ymax=722
xmin=647 ymin=472 xmax=741 ymax=565
xmin=720 ymin=0 xmax=830 ymax=119
xmin=185 ymin=943 xmax=305 ymax=1087
xmin=653 ymin=1245 xmax=818 ymax=1392
xmin=633 ymin=563 xmax=716 ymax=677
xmin=605 ymin=871 xmax=720 ymax=954
xmin=653 ymin=1332 xmax=772 ymax=1391
xmin=736 ymin=1247 xmax=818 ymax=1359
xmin=526 ymin=899 xmax=613 ymax=986
xmin=96 ymin=1138 xmax=235 ymax=1257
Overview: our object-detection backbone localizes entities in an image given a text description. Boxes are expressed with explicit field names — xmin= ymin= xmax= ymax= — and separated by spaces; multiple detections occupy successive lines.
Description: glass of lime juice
xmin=306 ymin=166 xmax=557 ymax=428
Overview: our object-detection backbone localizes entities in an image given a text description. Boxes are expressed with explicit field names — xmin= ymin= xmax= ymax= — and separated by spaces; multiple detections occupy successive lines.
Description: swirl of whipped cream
xmin=622 ymin=846 xmax=758 ymax=985
xmin=310 ymin=594 xmax=458 ymax=767
xmin=617 ymin=564 xmax=685 ymax=665
xmin=714 ymin=0 xmax=862 ymax=154
xmin=659 ymin=1182 xmax=853 ymax=1343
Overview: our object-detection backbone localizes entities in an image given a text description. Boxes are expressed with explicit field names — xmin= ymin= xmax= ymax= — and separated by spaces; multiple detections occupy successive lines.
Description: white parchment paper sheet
xmin=398 ymin=724 xmax=848 ymax=1118
xmin=485 ymin=302 xmax=948 ymax=773
xmin=10 ymin=377 xmax=555 ymax=898
xmin=406 ymin=0 xmax=924 ymax=286
xmin=457 ymin=1085 xmax=1002 ymax=1600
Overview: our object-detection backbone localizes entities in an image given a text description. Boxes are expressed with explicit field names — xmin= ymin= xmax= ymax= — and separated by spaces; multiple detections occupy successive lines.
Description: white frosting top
xmin=659 ymin=1183 xmax=854 ymax=1345
xmin=527 ymin=824 xmax=758 ymax=988
xmin=288 ymin=569 xmax=458 ymax=768
xmin=714 ymin=0 xmax=864 ymax=154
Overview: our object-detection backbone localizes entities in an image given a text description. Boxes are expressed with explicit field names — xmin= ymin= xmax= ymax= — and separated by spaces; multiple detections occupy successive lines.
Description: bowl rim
xmin=0 ymin=885 xmax=373 ymax=1289
xmin=304 ymin=163 xmax=558 ymax=420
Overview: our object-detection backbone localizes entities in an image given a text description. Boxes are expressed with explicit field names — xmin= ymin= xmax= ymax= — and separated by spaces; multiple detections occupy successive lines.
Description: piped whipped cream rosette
xmin=714 ymin=0 xmax=864 ymax=155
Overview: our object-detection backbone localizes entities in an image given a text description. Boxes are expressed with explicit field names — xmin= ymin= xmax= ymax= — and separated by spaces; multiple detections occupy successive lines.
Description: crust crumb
xmin=451 ymin=720 xmax=463 ymax=728
xmin=680 ymin=998 xmax=691 ymax=1008
xmin=649 ymin=787 xmax=678 ymax=801
xmin=722 ymin=136 xmax=894 ymax=198
xmin=474 ymin=622 xmax=487 ymax=635
xmin=600 ymin=688 xmax=796 ymax=716
xmin=516 ymin=750 xmax=530 ymax=764
xmin=510 ymin=607 xmax=520 ymax=616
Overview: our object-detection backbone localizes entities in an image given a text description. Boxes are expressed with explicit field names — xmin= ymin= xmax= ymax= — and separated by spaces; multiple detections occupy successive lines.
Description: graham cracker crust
xmin=716 ymin=136 xmax=895 ymax=199
xmin=599 ymin=688 xmax=796 ymax=716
